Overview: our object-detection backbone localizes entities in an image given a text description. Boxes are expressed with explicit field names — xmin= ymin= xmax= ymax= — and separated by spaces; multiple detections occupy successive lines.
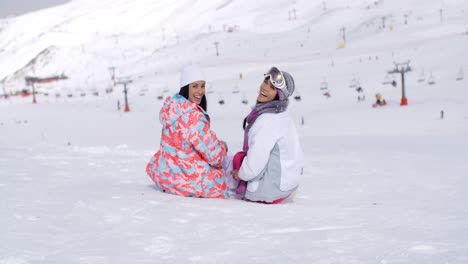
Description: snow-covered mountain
xmin=1 ymin=0 xmax=467 ymax=98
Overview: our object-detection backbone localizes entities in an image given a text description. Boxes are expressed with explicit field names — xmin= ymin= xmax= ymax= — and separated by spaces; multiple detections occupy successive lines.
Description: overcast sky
xmin=0 ymin=0 xmax=69 ymax=18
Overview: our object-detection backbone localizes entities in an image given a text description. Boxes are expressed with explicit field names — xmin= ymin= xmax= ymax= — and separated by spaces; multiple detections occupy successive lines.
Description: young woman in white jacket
xmin=231 ymin=66 xmax=304 ymax=204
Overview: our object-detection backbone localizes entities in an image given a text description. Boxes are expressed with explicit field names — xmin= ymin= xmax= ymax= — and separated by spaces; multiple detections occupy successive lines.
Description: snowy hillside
xmin=1 ymin=0 xmax=468 ymax=263
xmin=1 ymin=0 xmax=467 ymax=96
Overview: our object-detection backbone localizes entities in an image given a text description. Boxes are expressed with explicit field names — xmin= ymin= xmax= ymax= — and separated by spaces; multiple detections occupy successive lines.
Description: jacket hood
xmin=159 ymin=94 xmax=201 ymax=127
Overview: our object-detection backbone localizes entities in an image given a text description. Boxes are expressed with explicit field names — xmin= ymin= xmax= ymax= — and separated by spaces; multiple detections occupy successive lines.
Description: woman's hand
xmin=231 ymin=169 xmax=240 ymax=180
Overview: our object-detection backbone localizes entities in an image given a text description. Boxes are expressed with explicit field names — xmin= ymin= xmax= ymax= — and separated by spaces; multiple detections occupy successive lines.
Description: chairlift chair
xmin=294 ymin=92 xmax=302 ymax=101
xmin=207 ymin=84 xmax=214 ymax=94
xmin=218 ymin=96 xmax=225 ymax=105
xmin=382 ymin=74 xmax=391 ymax=85
xmin=456 ymin=67 xmax=464 ymax=81
xmin=418 ymin=69 xmax=426 ymax=82
xmin=427 ymin=73 xmax=436 ymax=85
xmin=241 ymin=94 xmax=248 ymax=105
xmin=139 ymin=88 xmax=147 ymax=96
xmin=74 ymin=88 xmax=85 ymax=97
xmin=162 ymin=83 xmax=169 ymax=93
xmin=417 ymin=70 xmax=425 ymax=83
xmin=320 ymin=81 xmax=328 ymax=90
xmin=156 ymin=88 xmax=164 ymax=100
xmin=355 ymin=80 xmax=362 ymax=88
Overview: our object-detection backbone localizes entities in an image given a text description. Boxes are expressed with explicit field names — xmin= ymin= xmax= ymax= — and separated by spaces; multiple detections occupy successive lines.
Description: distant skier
xmin=230 ymin=66 xmax=304 ymax=204
xmin=376 ymin=93 xmax=382 ymax=104
xmin=373 ymin=93 xmax=387 ymax=107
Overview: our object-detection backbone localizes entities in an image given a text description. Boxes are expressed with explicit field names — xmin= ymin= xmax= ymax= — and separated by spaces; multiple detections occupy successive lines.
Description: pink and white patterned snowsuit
xmin=146 ymin=94 xmax=229 ymax=198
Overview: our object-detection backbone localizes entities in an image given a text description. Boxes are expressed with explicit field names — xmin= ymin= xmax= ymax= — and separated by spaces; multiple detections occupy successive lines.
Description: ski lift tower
xmin=388 ymin=61 xmax=411 ymax=106
xmin=115 ymin=77 xmax=133 ymax=112
xmin=25 ymin=76 xmax=40 ymax=104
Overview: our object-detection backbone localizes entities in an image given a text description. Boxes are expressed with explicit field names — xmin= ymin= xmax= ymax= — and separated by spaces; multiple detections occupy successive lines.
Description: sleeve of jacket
xmin=238 ymin=116 xmax=279 ymax=181
xmin=186 ymin=110 xmax=227 ymax=168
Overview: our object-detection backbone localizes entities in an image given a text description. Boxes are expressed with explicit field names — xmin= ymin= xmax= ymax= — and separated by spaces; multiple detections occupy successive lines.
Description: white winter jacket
xmin=238 ymin=111 xmax=303 ymax=202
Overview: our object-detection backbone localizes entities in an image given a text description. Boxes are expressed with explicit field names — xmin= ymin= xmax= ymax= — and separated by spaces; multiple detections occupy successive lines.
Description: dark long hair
xmin=179 ymin=84 xmax=207 ymax=112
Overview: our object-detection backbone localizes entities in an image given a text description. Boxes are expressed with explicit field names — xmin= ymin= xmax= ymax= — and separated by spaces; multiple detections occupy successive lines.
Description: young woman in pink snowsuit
xmin=231 ymin=66 xmax=303 ymax=204
xmin=146 ymin=64 xmax=230 ymax=198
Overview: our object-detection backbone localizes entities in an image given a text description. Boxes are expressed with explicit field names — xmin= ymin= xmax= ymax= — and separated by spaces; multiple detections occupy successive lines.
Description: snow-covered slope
xmin=1 ymin=0 xmax=468 ymax=263
xmin=1 ymin=0 xmax=467 ymax=97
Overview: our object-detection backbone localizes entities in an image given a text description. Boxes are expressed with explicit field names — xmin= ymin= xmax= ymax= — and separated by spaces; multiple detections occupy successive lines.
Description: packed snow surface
xmin=1 ymin=0 xmax=468 ymax=263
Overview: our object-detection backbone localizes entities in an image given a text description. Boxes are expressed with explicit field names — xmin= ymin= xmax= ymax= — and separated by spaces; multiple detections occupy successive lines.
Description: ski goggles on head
xmin=264 ymin=66 xmax=286 ymax=90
